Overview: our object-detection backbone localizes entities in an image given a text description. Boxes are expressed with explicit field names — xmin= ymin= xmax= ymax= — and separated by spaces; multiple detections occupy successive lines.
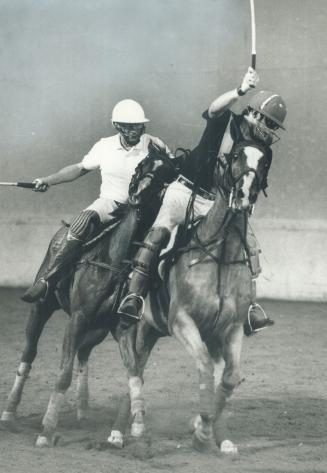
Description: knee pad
xmin=145 ymin=226 xmax=171 ymax=248
xmin=69 ymin=210 xmax=101 ymax=241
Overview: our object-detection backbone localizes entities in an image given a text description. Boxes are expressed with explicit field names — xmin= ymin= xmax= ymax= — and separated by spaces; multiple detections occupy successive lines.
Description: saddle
xmin=156 ymin=218 xmax=203 ymax=283
xmin=156 ymin=220 xmax=262 ymax=284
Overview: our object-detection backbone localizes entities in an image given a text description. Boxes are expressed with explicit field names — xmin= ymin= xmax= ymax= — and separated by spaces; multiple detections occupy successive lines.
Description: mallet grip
xmin=16 ymin=182 xmax=36 ymax=189
xmin=251 ymin=54 xmax=256 ymax=70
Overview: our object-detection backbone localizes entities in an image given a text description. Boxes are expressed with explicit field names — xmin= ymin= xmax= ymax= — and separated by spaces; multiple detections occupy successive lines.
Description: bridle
xmin=217 ymin=143 xmax=266 ymax=207
xmin=129 ymin=142 xmax=179 ymax=207
xmin=180 ymin=142 xmax=270 ymax=267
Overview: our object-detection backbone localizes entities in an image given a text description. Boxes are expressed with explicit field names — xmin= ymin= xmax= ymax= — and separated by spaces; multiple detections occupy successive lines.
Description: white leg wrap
xmin=188 ymin=414 xmax=202 ymax=433
xmin=131 ymin=420 xmax=146 ymax=437
xmin=1 ymin=362 xmax=31 ymax=419
xmin=129 ymin=377 xmax=146 ymax=437
xmin=128 ymin=377 xmax=144 ymax=416
xmin=42 ymin=392 xmax=65 ymax=432
xmin=1 ymin=411 xmax=15 ymax=422
xmin=76 ymin=363 xmax=89 ymax=420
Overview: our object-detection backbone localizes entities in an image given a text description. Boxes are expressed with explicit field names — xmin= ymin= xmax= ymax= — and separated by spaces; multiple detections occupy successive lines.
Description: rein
xmin=178 ymin=142 xmax=268 ymax=267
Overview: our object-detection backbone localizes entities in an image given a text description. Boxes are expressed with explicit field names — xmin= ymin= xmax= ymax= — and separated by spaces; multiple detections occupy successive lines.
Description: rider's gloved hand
xmin=33 ymin=178 xmax=49 ymax=192
xmin=239 ymin=67 xmax=259 ymax=94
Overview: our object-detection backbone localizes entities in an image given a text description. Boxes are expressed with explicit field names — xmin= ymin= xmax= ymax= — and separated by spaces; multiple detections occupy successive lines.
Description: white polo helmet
xmin=111 ymin=99 xmax=149 ymax=124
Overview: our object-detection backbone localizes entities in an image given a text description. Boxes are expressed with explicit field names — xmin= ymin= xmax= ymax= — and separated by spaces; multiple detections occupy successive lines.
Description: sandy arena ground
xmin=0 ymin=288 xmax=326 ymax=473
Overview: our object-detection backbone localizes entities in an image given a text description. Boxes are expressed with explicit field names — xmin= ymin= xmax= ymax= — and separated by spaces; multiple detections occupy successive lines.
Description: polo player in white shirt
xmin=22 ymin=99 xmax=173 ymax=303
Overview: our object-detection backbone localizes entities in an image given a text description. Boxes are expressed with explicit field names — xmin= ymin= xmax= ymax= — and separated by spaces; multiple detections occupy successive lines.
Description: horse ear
xmin=148 ymin=140 xmax=163 ymax=156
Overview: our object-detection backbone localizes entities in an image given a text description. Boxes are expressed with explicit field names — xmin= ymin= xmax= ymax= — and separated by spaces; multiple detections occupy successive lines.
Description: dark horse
xmin=1 ymin=142 xmax=178 ymax=447
xmin=108 ymin=141 xmax=272 ymax=454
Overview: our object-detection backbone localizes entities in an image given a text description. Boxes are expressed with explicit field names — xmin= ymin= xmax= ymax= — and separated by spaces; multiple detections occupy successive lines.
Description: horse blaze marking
xmin=242 ymin=146 xmax=263 ymax=200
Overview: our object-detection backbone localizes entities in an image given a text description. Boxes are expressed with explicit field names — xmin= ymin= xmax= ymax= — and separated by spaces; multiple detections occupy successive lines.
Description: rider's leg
xmin=22 ymin=210 xmax=101 ymax=303
xmin=117 ymin=226 xmax=171 ymax=320
xmin=243 ymin=230 xmax=274 ymax=335
xmin=22 ymin=198 xmax=120 ymax=303
xmin=117 ymin=181 xmax=215 ymax=322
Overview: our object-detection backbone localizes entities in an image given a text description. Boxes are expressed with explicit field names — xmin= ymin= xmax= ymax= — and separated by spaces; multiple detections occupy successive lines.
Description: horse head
xmin=128 ymin=140 xmax=178 ymax=208
xmin=218 ymin=141 xmax=272 ymax=212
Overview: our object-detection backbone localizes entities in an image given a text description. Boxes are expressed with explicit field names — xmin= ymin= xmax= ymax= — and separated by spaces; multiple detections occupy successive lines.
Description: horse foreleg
xmin=107 ymin=323 xmax=140 ymax=449
xmin=36 ymin=310 xmax=87 ymax=447
xmin=129 ymin=323 xmax=160 ymax=439
xmin=213 ymin=324 xmax=243 ymax=455
xmin=107 ymin=392 xmax=130 ymax=449
xmin=1 ymin=297 xmax=57 ymax=424
xmin=109 ymin=322 xmax=159 ymax=448
xmin=75 ymin=360 xmax=89 ymax=422
xmin=172 ymin=312 xmax=215 ymax=451
xmin=76 ymin=327 xmax=109 ymax=421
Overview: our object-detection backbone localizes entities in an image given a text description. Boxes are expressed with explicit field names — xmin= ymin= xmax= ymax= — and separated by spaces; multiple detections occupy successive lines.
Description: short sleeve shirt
xmin=82 ymin=133 xmax=173 ymax=203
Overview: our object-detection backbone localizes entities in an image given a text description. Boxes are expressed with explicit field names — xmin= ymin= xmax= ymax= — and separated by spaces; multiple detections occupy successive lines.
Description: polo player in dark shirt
xmin=118 ymin=67 xmax=287 ymax=335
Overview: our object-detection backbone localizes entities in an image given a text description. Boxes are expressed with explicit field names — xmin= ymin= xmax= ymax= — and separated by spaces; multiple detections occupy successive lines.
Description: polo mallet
xmin=0 ymin=181 xmax=36 ymax=189
xmin=250 ymin=0 xmax=256 ymax=70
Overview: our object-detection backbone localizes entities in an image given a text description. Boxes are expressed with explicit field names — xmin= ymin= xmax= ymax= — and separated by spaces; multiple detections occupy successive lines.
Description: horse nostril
xmin=237 ymin=189 xmax=245 ymax=199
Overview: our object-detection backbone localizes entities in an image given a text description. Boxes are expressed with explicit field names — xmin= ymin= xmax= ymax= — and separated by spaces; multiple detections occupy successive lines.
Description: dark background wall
xmin=1 ymin=0 xmax=325 ymax=220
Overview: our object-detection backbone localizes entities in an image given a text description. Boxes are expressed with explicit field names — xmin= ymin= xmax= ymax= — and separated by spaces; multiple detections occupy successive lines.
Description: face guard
xmin=245 ymin=109 xmax=281 ymax=146
xmin=114 ymin=122 xmax=145 ymax=147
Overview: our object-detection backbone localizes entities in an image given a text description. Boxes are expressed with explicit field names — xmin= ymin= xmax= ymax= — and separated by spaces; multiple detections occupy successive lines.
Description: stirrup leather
xmin=247 ymin=302 xmax=269 ymax=333
xmin=117 ymin=293 xmax=145 ymax=321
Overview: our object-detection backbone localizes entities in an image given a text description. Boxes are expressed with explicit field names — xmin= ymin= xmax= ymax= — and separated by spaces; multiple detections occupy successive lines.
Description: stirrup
xmin=246 ymin=302 xmax=273 ymax=334
xmin=117 ymin=293 xmax=145 ymax=321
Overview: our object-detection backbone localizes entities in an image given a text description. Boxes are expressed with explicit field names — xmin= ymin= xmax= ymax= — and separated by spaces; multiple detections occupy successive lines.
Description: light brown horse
xmin=110 ymin=141 xmax=272 ymax=454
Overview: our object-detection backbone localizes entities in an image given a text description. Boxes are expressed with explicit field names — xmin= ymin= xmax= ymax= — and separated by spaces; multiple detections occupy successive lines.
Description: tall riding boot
xmin=21 ymin=235 xmax=83 ymax=303
xmin=244 ymin=280 xmax=274 ymax=336
xmin=117 ymin=226 xmax=170 ymax=321
xmin=22 ymin=209 xmax=100 ymax=303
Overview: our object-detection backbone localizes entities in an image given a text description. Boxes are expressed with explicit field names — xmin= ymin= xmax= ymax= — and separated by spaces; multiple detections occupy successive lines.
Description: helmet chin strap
xmin=243 ymin=111 xmax=280 ymax=146
xmin=252 ymin=123 xmax=281 ymax=146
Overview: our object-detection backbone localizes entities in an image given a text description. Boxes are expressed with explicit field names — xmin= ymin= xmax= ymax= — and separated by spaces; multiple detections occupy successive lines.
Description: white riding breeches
xmin=153 ymin=181 xmax=214 ymax=233
xmin=85 ymin=197 xmax=120 ymax=223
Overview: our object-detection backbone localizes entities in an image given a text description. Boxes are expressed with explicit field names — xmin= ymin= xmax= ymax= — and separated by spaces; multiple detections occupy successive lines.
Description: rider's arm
xmin=34 ymin=162 xmax=90 ymax=191
xmin=208 ymin=67 xmax=259 ymax=119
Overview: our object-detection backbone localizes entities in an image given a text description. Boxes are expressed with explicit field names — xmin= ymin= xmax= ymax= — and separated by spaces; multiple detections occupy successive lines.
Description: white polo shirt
xmin=82 ymin=133 xmax=173 ymax=203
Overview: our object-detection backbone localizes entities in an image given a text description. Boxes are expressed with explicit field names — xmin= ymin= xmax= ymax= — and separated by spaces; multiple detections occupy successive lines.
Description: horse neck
xmin=196 ymin=191 xmax=229 ymax=242
xmin=196 ymin=191 xmax=248 ymax=261
xmin=103 ymin=206 xmax=139 ymax=263
xmin=224 ymin=212 xmax=248 ymax=261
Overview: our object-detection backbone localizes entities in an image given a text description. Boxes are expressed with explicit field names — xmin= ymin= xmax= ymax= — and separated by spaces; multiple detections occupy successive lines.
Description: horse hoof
xmin=107 ymin=430 xmax=124 ymax=449
xmin=1 ymin=411 xmax=15 ymax=422
xmin=192 ymin=432 xmax=211 ymax=452
xmin=188 ymin=414 xmax=202 ymax=433
xmin=35 ymin=433 xmax=60 ymax=447
xmin=220 ymin=439 xmax=238 ymax=455
xmin=36 ymin=435 xmax=51 ymax=447
xmin=131 ymin=422 xmax=145 ymax=437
